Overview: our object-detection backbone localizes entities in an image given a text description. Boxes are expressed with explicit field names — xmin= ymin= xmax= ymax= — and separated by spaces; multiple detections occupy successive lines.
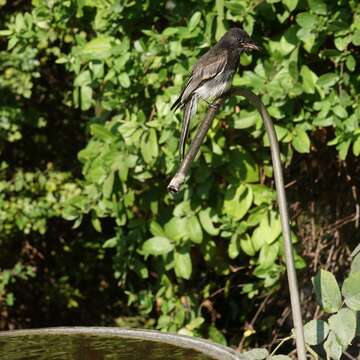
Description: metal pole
xmin=232 ymin=88 xmax=307 ymax=360
xmin=168 ymin=87 xmax=307 ymax=359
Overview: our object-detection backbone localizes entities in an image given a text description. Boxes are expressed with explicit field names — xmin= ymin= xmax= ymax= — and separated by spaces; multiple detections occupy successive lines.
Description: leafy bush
xmin=303 ymin=246 xmax=360 ymax=359
xmin=0 ymin=0 xmax=359 ymax=351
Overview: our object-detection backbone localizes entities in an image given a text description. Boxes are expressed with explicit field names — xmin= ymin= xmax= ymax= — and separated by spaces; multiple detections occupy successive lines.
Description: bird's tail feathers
xmin=179 ymin=95 xmax=197 ymax=160
xmin=171 ymin=97 xmax=182 ymax=111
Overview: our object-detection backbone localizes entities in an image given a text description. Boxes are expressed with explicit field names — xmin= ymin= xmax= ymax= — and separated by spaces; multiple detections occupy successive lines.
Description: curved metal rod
xmin=167 ymin=87 xmax=306 ymax=360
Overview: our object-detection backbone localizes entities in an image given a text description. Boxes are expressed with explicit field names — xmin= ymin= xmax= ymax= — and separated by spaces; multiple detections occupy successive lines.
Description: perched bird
xmin=171 ymin=28 xmax=259 ymax=160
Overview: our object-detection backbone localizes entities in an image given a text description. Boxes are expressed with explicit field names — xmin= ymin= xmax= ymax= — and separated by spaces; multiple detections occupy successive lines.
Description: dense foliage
xmin=0 ymin=0 xmax=359 ymax=353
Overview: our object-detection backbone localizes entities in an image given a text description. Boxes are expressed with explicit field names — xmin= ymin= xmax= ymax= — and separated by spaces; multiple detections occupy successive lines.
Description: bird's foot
xmin=198 ymin=96 xmax=219 ymax=111
xmin=209 ymin=102 xmax=220 ymax=110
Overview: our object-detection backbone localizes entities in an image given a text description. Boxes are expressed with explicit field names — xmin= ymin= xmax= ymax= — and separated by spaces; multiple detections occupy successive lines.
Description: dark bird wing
xmin=172 ymin=50 xmax=228 ymax=159
xmin=171 ymin=49 xmax=228 ymax=111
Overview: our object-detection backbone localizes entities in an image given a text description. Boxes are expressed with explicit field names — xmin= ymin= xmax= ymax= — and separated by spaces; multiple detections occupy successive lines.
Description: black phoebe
xmin=171 ymin=28 xmax=259 ymax=160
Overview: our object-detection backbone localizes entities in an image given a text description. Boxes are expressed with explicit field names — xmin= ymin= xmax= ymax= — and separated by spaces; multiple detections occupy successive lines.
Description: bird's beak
xmin=243 ymin=42 xmax=260 ymax=51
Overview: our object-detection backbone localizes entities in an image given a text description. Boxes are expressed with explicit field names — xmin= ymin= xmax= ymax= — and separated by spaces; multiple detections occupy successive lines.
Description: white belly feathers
xmin=194 ymin=70 xmax=233 ymax=101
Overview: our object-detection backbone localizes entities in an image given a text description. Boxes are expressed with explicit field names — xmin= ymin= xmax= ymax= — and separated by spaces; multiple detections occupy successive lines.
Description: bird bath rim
xmin=0 ymin=326 xmax=243 ymax=360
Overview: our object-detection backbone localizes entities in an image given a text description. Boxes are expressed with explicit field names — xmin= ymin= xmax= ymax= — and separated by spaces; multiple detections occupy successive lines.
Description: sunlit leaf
xmin=199 ymin=208 xmax=219 ymax=236
xmin=187 ymin=215 xmax=203 ymax=244
xmin=323 ymin=331 xmax=343 ymax=360
xmin=174 ymin=250 xmax=192 ymax=279
xmin=292 ymin=127 xmax=310 ymax=153
xmin=142 ymin=236 xmax=174 ymax=256
xmin=80 ymin=36 xmax=113 ymax=60
xmin=313 ymin=270 xmax=341 ymax=313
xmin=241 ymin=348 xmax=269 ymax=360
xmin=304 ymin=319 xmax=329 ymax=345
xmin=328 ymin=308 xmax=356 ymax=347
xmin=342 ymin=272 xmax=360 ymax=311
xmin=223 ymin=184 xmax=253 ymax=221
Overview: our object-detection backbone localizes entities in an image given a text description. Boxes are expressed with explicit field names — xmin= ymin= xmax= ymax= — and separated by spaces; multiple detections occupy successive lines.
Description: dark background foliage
xmin=0 ymin=0 xmax=359 ymax=354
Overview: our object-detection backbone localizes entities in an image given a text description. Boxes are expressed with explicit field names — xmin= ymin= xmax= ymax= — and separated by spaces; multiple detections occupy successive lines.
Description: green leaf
xmin=323 ymin=330 xmax=343 ymax=360
xmin=228 ymin=234 xmax=240 ymax=259
xmin=296 ymin=12 xmax=316 ymax=29
xmin=334 ymin=36 xmax=351 ymax=51
xmin=5 ymin=293 xmax=14 ymax=306
xmin=7 ymin=36 xmax=18 ymax=50
xmin=188 ymin=11 xmax=201 ymax=31
xmin=74 ymin=70 xmax=91 ymax=87
xmin=15 ymin=13 xmax=25 ymax=32
xmin=313 ymin=269 xmax=341 ymax=313
xmin=338 ymin=139 xmax=351 ymax=160
xmin=308 ymin=0 xmax=327 ymax=14
xmin=164 ymin=217 xmax=187 ymax=241
xmin=300 ymin=65 xmax=318 ymax=94
xmin=91 ymin=215 xmax=102 ymax=232
xmin=199 ymin=208 xmax=219 ymax=235
xmin=328 ymin=308 xmax=356 ymax=347
xmin=351 ymin=253 xmax=360 ymax=274
xmin=283 ymin=0 xmax=298 ymax=11
xmin=251 ymin=211 xmax=281 ymax=249
xmin=304 ymin=319 xmax=329 ymax=345
xmin=134 ymin=260 xmax=149 ymax=279
xmin=0 ymin=29 xmax=12 ymax=36
xmin=251 ymin=184 xmax=275 ymax=206
xmin=174 ymin=250 xmax=192 ymax=279
xmin=80 ymin=36 xmax=112 ymax=60
xmin=317 ymin=73 xmax=338 ymax=89
xmin=215 ymin=0 xmax=226 ymax=41
xmin=119 ymin=73 xmax=130 ymax=88
xmin=223 ymin=184 xmax=253 ymax=221
xmin=187 ymin=215 xmax=203 ymax=244
xmin=333 ymin=105 xmax=348 ymax=119
xmin=148 ymin=128 xmax=159 ymax=158
xmin=90 ymin=124 xmax=116 ymax=142
xmin=229 ymin=148 xmax=259 ymax=183
xmin=208 ymin=325 xmax=227 ymax=345
xmin=90 ymin=62 xmax=104 ymax=79
xmin=149 ymin=221 xmax=165 ymax=237
xmin=103 ymin=237 xmax=117 ymax=248
xmin=258 ymin=242 xmax=279 ymax=269
xmin=296 ymin=28 xmax=315 ymax=51
xmin=353 ymin=29 xmax=360 ymax=46
xmin=294 ymin=251 xmax=306 ymax=269
xmin=233 ymin=111 xmax=257 ymax=129
xmin=346 ymin=55 xmax=356 ymax=71
xmin=268 ymin=356 xmax=292 ymax=360
xmin=102 ymin=171 xmax=114 ymax=198
xmin=292 ymin=127 xmax=310 ymax=153
xmin=342 ymin=272 xmax=360 ymax=311
xmin=80 ymin=85 xmax=93 ymax=111
xmin=142 ymin=236 xmax=174 ymax=256
xmin=240 ymin=234 xmax=256 ymax=256
xmin=241 ymin=348 xmax=269 ymax=360
xmin=185 ymin=317 xmax=204 ymax=331
xmin=141 ymin=129 xmax=158 ymax=164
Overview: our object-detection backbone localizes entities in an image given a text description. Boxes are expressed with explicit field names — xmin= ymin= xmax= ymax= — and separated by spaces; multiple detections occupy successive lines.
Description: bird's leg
xmin=198 ymin=96 xmax=220 ymax=110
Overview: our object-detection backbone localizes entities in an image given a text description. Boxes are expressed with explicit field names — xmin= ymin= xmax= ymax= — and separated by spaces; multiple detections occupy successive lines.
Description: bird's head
xmin=224 ymin=28 xmax=260 ymax=52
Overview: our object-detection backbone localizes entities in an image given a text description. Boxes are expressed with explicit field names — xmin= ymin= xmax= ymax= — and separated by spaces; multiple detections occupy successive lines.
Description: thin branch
xmin=236 ymin=293 xmax=272 ymax=352
xmin=269 ymin=336 xmax=293 ymax=357
xmin=343 ymin=351 xmax=357 ymax=360
xmin=167 ymin=99 xmax=224 ymax=193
